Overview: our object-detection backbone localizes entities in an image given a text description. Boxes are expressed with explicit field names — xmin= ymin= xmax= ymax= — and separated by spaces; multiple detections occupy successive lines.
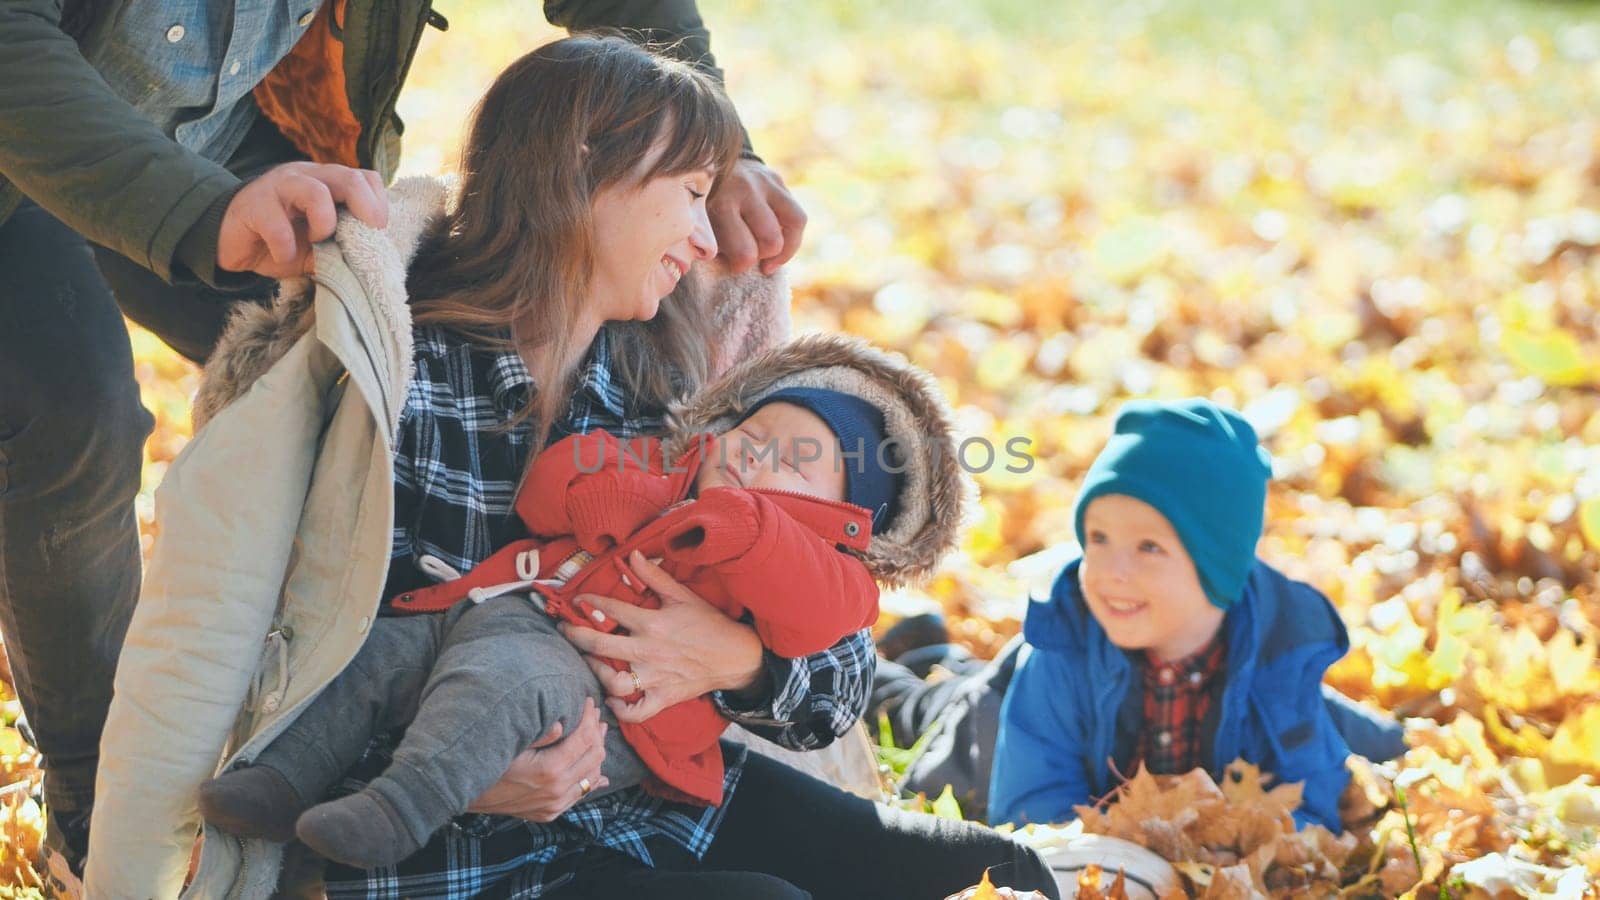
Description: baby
xmin=199 ymin=333 xmax=969 ymax=868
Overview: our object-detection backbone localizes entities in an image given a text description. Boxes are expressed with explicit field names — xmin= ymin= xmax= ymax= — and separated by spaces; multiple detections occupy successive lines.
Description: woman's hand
xmin=466 ymin=698 xmax=608 ymax=822
xmin=560 ymin=551 xmax=766 ymax=722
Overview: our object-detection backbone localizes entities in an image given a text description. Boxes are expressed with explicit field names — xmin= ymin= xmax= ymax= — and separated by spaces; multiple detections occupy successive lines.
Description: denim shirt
xmin=80 ymin=0 xmax=323 ymax=163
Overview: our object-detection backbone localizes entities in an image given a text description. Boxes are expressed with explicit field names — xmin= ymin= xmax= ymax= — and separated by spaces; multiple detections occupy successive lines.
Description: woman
xmin=91 ymin=36 xmax=1058 ymax=899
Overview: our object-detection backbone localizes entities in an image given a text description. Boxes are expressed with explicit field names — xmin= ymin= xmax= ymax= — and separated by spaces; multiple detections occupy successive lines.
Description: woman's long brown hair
xmin=406 ymin=34 xmax=744 ymax=449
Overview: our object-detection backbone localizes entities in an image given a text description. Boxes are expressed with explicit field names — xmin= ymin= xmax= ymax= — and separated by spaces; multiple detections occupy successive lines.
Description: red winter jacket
xmin=387 ymin=430 xmax=880 ymax=805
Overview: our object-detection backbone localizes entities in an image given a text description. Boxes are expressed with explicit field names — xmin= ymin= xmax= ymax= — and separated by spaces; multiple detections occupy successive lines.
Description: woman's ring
xmin=628 ymin=669 xmax=643 ymax=695
xmin=578 ymin=777 xmax=594 ymax=796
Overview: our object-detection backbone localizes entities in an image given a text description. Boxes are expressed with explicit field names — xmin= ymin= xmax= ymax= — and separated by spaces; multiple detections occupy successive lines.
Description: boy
xmin=990 ymin=398 xmax=1352 ymax=832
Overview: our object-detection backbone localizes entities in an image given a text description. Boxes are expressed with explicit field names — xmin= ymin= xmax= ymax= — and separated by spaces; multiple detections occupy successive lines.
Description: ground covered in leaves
xmin=3 ymin=0 xmax=1599 ymax=896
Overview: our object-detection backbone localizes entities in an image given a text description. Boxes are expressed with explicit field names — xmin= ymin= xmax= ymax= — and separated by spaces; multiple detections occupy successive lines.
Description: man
xmin=0 ymin=0 xmax=805 ymax=884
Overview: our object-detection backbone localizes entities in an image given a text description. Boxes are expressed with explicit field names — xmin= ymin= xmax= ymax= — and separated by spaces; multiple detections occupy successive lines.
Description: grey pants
xmin=255 ymin=597 xmax=646 ymax=846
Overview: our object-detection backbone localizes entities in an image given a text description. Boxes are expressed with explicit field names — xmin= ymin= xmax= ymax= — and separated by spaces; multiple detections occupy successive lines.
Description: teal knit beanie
xmin=1071 ymin=398 xmax=1272 ymax=610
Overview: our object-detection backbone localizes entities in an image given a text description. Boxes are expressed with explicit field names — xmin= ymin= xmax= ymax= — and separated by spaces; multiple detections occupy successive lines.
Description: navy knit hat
xmin=1071 ymin=398 xmax=1272 ymax=610
xmin=739 ymin=387 xmax=902 ymax=534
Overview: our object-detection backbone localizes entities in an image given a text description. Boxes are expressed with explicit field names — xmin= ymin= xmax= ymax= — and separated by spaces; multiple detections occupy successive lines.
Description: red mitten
xmin=660 ymin=488 xmax=763 ymax=567
xmin=520 ymin=432 xmax=617 ymax=537
xmin=566 ymin=473 xmax=673 ymax=556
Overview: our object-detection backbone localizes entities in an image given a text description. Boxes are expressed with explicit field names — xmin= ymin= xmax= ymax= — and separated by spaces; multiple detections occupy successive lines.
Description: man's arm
xmin=543 ymin=1 xmax=728 ymax=103
xmin=0 ymin=3 xmax=387 ymax=286
xmin=0 ymin=0 xmax=241 ymax=283
xmin=545 ymin=0 xmax=806 ymax=273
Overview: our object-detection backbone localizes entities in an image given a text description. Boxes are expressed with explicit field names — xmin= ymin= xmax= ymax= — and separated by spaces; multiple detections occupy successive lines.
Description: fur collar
xmin=663 ymin=333 xmax=975 ymax=587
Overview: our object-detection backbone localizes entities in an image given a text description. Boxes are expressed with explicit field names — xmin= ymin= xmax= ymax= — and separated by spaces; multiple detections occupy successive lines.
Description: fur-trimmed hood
xmin=663 ymin=333 xmax=975 ymax=588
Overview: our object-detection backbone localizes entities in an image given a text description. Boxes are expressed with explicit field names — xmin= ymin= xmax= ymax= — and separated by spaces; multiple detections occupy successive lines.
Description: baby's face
xmin=1079 ymin=493 xmax=1223 ymax=662
xmin=696 ymin=402 xmax=848 ymax=502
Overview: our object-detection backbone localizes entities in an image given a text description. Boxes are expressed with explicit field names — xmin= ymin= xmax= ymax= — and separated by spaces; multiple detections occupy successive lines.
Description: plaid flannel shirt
xmin=322 ymin=324 xmax=875 ymax=898
xmin=1130 ymin=637 xmax=1227 ymax=777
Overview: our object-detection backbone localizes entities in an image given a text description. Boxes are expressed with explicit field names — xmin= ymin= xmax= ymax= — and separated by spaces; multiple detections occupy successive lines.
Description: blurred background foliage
xmin=7 ymin=0 xmax=1600 ymax=895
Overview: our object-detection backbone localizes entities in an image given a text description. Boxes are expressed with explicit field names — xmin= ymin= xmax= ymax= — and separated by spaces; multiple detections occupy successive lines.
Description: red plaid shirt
xmin=1131 ymin=637 xmax=1228 ymax=776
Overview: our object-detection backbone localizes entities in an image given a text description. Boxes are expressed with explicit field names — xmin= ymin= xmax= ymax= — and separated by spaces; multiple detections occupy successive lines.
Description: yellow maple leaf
xmin=1580 ymin=497 xmax=1600 ymax=552
xmin=1499 ymin=326 xmax=1595 ymax=388
xmin=1483 ymin=704 xmax=1551 ymax=761
xmin=1547 ymin=705 xmax=1600 ymax=776
xmin=1547 ymin=630 xmax=1599 ymax=697
xmin=1220 ymin=759 xmax=1303 ymax=824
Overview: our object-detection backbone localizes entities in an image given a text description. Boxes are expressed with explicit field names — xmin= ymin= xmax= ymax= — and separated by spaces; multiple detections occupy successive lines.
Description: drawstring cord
xmin=416 ymin=553 xmax=464 ymax=583
xmin=462 ymin=549 xmax=541 ymax=604
xmin=417 ymin=550 xmax=579 ymax=608
xmin=248 ymin=545 xmax=573 ymax=716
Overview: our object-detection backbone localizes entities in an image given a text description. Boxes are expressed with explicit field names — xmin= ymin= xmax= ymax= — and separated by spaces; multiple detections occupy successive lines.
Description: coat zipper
xmin=730 ymin=486 xmax=875 ymax=541
xmin=742 ymin=485 xmax=869 ymax=510
xmin=224 ymin=834 xmax=250 ymax=900
xmin=224 ymin=627 xmax=294 ymax=899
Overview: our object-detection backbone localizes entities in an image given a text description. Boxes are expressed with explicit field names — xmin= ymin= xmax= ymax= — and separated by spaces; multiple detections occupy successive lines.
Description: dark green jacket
xmin=0 ymin=0 xmax=730 ymax=287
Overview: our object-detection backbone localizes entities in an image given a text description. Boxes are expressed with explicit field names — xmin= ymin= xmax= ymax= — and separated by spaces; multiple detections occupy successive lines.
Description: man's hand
xmin=466 ymin=698 xmax=609 ymax=822
xmin=217 ymin=162 xmax=389 ymax=278
xmin=708 ymin=157 xmax=806 ymax=276
xmin=560 ymin=551 xmax=767 ymax=723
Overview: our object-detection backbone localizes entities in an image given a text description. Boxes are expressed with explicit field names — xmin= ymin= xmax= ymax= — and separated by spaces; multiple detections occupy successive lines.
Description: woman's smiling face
xmin=587 ymin=152 xmax=718 ymax=324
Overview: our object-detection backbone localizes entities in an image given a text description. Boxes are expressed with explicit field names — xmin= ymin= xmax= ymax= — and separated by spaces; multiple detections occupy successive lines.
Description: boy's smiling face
xmin=1079 ymin=493 xmax=1225 ymax=662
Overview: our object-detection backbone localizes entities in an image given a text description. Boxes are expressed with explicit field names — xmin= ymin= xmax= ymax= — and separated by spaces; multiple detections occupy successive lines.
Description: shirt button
xmin=1158 ymin=669 xmax=1175 ymax=686
xmin=165 ymin=24 xmax=185 ymax=43
xmin=298 ymin=10 xmax=316 ymax=26
xmin=228 ymin=60 xmax=241 ymax=75
xmin=357 ymin=616 xmax=370 ymax=633
xmin=1189 ymin=671 xmax=1203 ymax=685
xmin=1156 ymin=730 xmax=1172 ymax=747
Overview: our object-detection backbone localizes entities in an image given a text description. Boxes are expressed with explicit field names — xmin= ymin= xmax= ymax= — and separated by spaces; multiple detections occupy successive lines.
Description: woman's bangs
xmin=648 ymin=82 xmax=743 ymax=181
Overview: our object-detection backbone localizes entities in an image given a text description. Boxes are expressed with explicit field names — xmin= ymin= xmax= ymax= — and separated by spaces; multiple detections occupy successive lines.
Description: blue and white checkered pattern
xmin=323 ymin=323 xmax=874 ymax=898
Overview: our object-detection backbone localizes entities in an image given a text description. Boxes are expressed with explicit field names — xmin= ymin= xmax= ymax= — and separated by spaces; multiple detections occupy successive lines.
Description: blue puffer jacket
xmin=989 ymin=556 xmax=1352 ymax=831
